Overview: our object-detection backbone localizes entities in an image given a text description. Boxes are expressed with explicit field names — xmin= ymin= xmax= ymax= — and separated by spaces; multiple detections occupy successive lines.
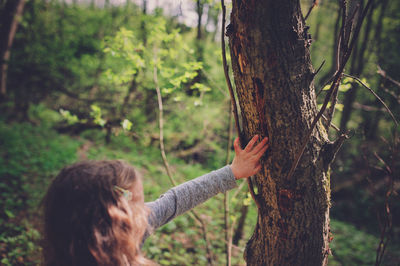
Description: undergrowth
xmin=0 ymin=119 xmax=397 ymax=265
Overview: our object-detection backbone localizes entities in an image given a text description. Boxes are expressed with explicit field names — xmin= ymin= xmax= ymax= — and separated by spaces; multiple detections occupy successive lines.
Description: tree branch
xmin=224 ymin=104 xmax=233 ymax=266
xmin=322 ymin=114 xmax=340 ymax=132
xmin=343 ymin=73 xmax=398 ymax=126
xmin=304 ymin=0 xmax=319 ymax=21
xmin=377 ymin=65 xmax=400 ymax=88
xmin=322 ymin=133 xmax=349 ymax=171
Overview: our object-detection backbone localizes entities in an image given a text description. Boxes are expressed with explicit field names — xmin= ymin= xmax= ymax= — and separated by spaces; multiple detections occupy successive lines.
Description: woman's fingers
xmin=244 ymin=135 xmax=259 ymax=152
xmin=255 ymin=141 xmax=269 ymax=159
xmin=251 ymin=137 xmax=268 ymax=155
xmin=233 ymin=137 xmax=241 ymax=154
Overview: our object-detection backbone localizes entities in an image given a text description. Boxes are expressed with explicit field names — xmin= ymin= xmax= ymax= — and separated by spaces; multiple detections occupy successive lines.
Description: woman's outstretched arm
xmin=145 ymin=135 xmax=268 ymax=231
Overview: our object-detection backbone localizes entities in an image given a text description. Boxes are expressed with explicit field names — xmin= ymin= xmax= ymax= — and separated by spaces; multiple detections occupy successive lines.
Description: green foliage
xmin=1 ymin=116 xmax=399 ymax=265
xmin=90 ymin=104 xmax=106 ymax=127
xmin=0 ymin=222 xmax=40 ymax=266
xmin=0 ymin=121 xmax=80 ymax=265
xmin=330 ymin=220 xmax=378 ymax=265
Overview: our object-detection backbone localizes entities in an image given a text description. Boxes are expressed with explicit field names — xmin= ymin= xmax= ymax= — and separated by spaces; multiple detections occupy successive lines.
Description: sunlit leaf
xmin=121 ymin=119 xmax=133 ymax=131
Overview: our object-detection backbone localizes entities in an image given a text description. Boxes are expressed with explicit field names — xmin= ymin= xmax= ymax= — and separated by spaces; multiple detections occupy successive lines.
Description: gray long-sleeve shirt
xmin=144 ymin=165 xmax=237 ymax=234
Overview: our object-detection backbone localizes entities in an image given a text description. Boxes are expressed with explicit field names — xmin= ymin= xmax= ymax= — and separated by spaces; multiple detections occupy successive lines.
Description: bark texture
xmin=227 ymin=1 xmax=332 ymax=265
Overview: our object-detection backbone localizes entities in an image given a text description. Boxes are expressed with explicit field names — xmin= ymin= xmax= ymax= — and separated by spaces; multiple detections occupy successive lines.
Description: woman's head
xmin=42 ymin=160 xmax=151 ymax=266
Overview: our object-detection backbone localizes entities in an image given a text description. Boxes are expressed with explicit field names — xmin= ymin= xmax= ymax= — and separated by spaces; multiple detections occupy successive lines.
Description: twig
xmin=154 ymin=65 xmax=176 ymax=186
xmin=346 ymin=0 xmax=374 ymax=64
xmin=224 ymin=104 xmax=233 ymax=266
xmin=339 ymin=0 xmax=347 ymax=57
xmin=325 ymin=80 xmax=340 ymax=129
xmin=322 ymin=114 xmax=340 ymax=132
xmin=383 ymin=88 xmax=400 ymax=104
xmin=377 ymin=65 xmax=400 ymax=88
xmin=316 ymin=75 xmax=336 ymax=98
xmin=153 ymin=54 xmax=214 ymax=265
xmin=313 ymin=60 xmax=326 ymax=78
xmin=343 ymin=73 xmax=398 ymax=126
xmin=370 ymin=148 xmax=396 ymax=266
xmin=304 ymin=0 xmax=319 ymax=21
xmin=220 ymin=0 xmax=241 ymax=141
xmin=230 ymin=180 xmax=247 ymax=200
xmin=221 ymin=0 xmax=260 ymax=208
xmin=373 ymin=152 xmax=392 ymax=175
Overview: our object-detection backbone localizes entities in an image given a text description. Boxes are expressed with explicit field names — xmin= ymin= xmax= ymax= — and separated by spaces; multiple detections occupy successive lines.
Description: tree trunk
xmin=227 ymin=1 xmax=333 ymax=265
xmin=232 ymin=203 xmax=248 ymax=246
xmin=0 ymin=0 xmax=26 ymax=98
xmin=196 ymin=0 xmax=204 ymax=40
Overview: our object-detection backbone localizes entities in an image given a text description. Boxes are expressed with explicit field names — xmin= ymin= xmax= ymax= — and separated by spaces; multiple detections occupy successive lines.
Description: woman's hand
xmin=230 ymin=135 xmax=269 ymax=180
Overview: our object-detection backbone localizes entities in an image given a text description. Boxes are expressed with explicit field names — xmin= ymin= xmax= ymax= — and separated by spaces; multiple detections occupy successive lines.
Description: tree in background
xmin=0 ymin=0 xmax=26 ymax=100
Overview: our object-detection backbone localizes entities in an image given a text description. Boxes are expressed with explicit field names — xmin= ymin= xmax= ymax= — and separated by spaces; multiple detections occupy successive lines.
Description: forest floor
xmin=1 ymin=119 xmax=399 ymax=265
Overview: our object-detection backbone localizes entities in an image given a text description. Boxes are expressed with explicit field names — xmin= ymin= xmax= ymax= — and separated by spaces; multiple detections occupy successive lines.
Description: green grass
xmin=0 ymin=120 xmax=398 ymax=265
xmin=0 ymin=121 xmax=80 ymax=265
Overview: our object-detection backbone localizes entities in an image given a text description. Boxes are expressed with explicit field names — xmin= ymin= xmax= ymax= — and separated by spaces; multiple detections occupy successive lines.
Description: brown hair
xmin=42 ymin=160 xmax=153 ymax=266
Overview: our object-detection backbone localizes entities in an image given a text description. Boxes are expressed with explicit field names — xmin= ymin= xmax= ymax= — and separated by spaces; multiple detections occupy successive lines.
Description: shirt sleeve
xmin=144 ymin=165 xmax=237 ymax=231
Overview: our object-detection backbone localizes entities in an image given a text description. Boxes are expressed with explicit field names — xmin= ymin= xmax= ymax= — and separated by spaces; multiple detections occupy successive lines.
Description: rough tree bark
xmin=227 ymin=1 xmax=335 ymax=265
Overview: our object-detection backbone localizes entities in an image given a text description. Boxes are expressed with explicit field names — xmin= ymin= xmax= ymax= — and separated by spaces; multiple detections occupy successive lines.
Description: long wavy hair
xmin=42 ymin=160 xmax=153 ymax=266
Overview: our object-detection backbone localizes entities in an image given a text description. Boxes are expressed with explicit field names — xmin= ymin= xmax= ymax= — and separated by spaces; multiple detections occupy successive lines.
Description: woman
xmin=42 ymin=135 xmax=268 ymax=265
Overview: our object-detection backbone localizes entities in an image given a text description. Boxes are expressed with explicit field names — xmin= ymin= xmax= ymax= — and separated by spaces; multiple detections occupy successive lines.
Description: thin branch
xmin=316 ymin=75 xmax=336 ymax=98
xmin=377 ymin=66 xmax=400 ymax=88
xmin=345 ymin=0 xmax=374 ymax=63
xmin=230 ymin=180 xmax=247 ymax=200
xmin=367 ymin=145 xmax=396 ymax=266
xmin=224 ymin=104 xmax=233 ymax=266
xmin=313 ymin=60 xmax=326 ymax=78
xmin=154 ymin=65 xmax=176 ymax=186
xmin=339 ymin=0 xmax=348 ymax=57
xmin=383 ymin=88 xmax=400 ymax=104
xmin=153 ymin=55 xmax=214 ymax=265
xmin=322 ymin=114 xmax=340 ymax=132
xmin=344 ymin=73 xmax=398 ymax=126
xmin=373 ymin=152 xmax=392 ymax=175
xmin=221 ymin=0 xmax=241 ymax=140
xmin=325 ymin=81 xmax=340 ymax=129
xmin=304 ymin=0 xmax=319 ymax=21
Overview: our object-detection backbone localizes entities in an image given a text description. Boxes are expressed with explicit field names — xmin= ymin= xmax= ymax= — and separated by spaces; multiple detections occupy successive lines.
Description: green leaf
xmin=322 ymin=84 xmax=331 ymax=91
xmin=191 ymin=83 xmax=211 ymax=92
xmin=121 ymin=119 xmax=133 ymax=131
xmin=59 ymin=109 xmax=79 ymax=125
xmin=339 ymin=83 xmax=352 ymax=92
xmin=90 ymin=105 xmax=106 ymax=127
xmin=4 ymin=209 xmax=15 ymax=218
xmin=335 ymin=103 xmax=344 ymax=111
